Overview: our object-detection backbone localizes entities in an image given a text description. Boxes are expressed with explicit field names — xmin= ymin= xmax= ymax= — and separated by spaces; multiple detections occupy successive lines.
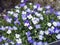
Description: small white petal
xmin=15 ymin=34 xmax=20 ymax=38
xmin=53 ymin=22 xmax=57 ymax=26
xmin=37 ymin=7 xmax=43 ymax=11
xmin=27 ymin=14 xmax=33 ymax=19
xmin=56 ymin=34 xmax=60 ymax=39
xmin=47 ymin=22 xmax=52 ymax=27
xmin=28 ymin=26 xmax=33 ymax=30
xmin=44 ymin=30 xmax=49 ymax=35
xmin=24 ymin=5 xmax=27 ymax=9
xmin=39 ymin=30 xmax=44 ymax=35
xmin=7 ymin=30 xmax=11 ymax=34
xmin=57 ymin=16 xmax=60 ymax=19
xmin=39 ymin=35 xmax=44 ymax=40
xmin=16 ymin=38 xmax=22 ymax=43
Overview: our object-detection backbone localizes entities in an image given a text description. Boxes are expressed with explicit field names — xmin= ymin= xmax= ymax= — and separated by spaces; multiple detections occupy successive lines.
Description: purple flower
xmin=35 ymin=24 xmax=41 ymax=29
xmin=6 ymin=39 xmax=11 ymax=43
xmin=20 ymin=3 xmax=25 ymax=7
xmin=54 ymin=11 xmax=60 ymax=16
xmin=45 ymin=5 xmax=51 ymax=9
xmin=16 ymin=43 xmax=21 ymax=45
xmin=14 ymin=19 xmax=20 ymax=25
xmin=37 ymin=41 xmax=43 ymax=45
xmin=0 ymin=37 xmax=3 ymax=42
xmin=22 ymin=14 xmax=27 ymax=20
xmin=0 ymin=26 xmax=5 ymax=31
xmin=33 ymin=41 xmax=37 ymax=45
xmin=24 ymin=20 xmax=30 ymax=26
xmin=26 ymin=31 xmax=31 ymax=37
xmin=26 ymin=8 xmax=31 ymax=13
xmin=56 ymin=22 xmax=60 ymax=26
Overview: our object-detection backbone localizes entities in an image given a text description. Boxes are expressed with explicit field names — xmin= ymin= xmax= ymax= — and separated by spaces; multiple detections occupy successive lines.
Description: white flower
xmin=33 ymin=5 xmax=37 ymax=8
xmin=10 ymin=41 xmax=15 ymax=45
xmin=29 ymin=3 xmax=32 ymax=5
xmin=39 ymin=35 xmax=44 ymax=40
xmin=44 ymin=30 xmax=49 ymax=35
xmin=35 ymin=12 xmax=42 ymax=17
xmin=57 ymin=16 xmax=60 ymax=19
xmin=32 ymin=17 xmax=39 ymax=24
xmin=16 ymin=9 xmax=20 ymax=13
xmin=15 ymin=6 xmax=20 ymax=9
xmin=24 ymin=5 xmax=27 ymax=9
xmin=44 ymin=42 xmax=48 ymax=45
xmin=43 ymin=11 xmax=45 ymax=13
xmin=13 ymin=13 xmax=18 ymax=18
xmin=4 ymin=43 xmax=9 ymax=45
xmin=53 ymin=21 xmax=57 ymax=26
xmin=40 ymin=16 xmax=44 ymax=20
xmin=27 ymin=14 xmax=33 ymax=19
xmin=5 ymin=26 xmax=9 ymax=29
xmin=7 ymin=30 xmax=11 ymax=34
xmin=7 ymin=11 xmax=11 ymax=14
xmin=37 ymin=7 xmax=43 ymax=11
xmin=22 ymin=11 xmax=26 ymax=14
xmin=28 ymin=26 xmax=33 ymax=30
xmin=15 ymin=34 xmax=20 ymax=38
xmin=39 ymin=30 xmax=44 ymax=35
xmin=47 ymin=22 xmax=52 ymax=27
xmin=10 ymin=11 xmax=14 ymax=15
xmin=13 ymin=26 xmax=17 ymax=30
xmin=16 ymin=38 xmax=22 ymax=43
xmin=56 ymin=34 xmax=60 ymax=39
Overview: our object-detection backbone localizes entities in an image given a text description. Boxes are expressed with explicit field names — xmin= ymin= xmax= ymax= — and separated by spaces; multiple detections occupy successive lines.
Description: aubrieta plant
xmin=0 ymin=0 xmax=60 ymax=45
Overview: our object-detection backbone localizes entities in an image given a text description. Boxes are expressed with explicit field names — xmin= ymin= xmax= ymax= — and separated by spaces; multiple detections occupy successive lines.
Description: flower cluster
xmin=0 ymin=0 xmax=60 ymax=45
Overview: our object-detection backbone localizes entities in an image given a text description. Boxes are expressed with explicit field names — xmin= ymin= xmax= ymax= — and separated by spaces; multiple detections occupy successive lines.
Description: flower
xmin=44 ymin=42 xmax=48 ymax=45
xmin=1 ymin=36 xmax=6 ymax=40
xmin=55 ymin=11 xmax=60 ymax=16
xmin=52 ymin=21 xmax=57 ymax=26
xmin=24 ymin=5 xmax=27 ymax=10
xmin=7 ymin=30 xmax=12 ymax=34
xmin=37 ymin=41 xmax=43 ymax=45
xmin=28 ymin=26 xmax=33 ymax=30
xmin=4 ymin=43 xmax=9 ymax=45
xmin=27 ymin=14 xmax=33 ymax=19
xmin=26 ymin=31 xmax=31 ymax=37
xmin=32 ymin=17 xmax=39 ymax=24
xmin=39 ymin=35 xmax=44 ymax=40
xmin=39 ymin=30 xmax=44 ymax=35
xmin=13 ymin=26 xmax=17 ymax=30
xmin=15 ymin=9 xmax=20 ymax=13
xmin=22 ymin=14 xmax=27 ymax=20
xmin=26 ymin=8 xmax=31 ymax=13
xmin=56 ymin=34 xmax=60 ymax=39
xmin=20 ymin=3 xmax=25 ymax=7
xmin=0 ymin=37 xmax=3 ymax=42
xmin=37 ymin=7 xmax=43 ymax=11
xmin=15 ymin=34 xmax=20 ymax=38
xmin=47 ymin=22 xmax=52 ymax=27
xmin=44 ymin=30 xmax=49 ymax=35
xmin=35 ymin=24 xmax=41 ymax=29
xmin=45 ymin=5 xmax=51 ymax=9
xmin=0 ymin=26 xmax=5 ymax=31
xmin=40 ymin=16 xmax=44 ymax=20
xmin=16 ymin=38 xmax=22 ymax=44
xmin=22 ymin=11 xmax=26 ymax=15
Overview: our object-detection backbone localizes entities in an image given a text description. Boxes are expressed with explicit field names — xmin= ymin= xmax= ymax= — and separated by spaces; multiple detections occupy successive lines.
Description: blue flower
xmin=35 ymin=24 xmax=41 ymax=29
